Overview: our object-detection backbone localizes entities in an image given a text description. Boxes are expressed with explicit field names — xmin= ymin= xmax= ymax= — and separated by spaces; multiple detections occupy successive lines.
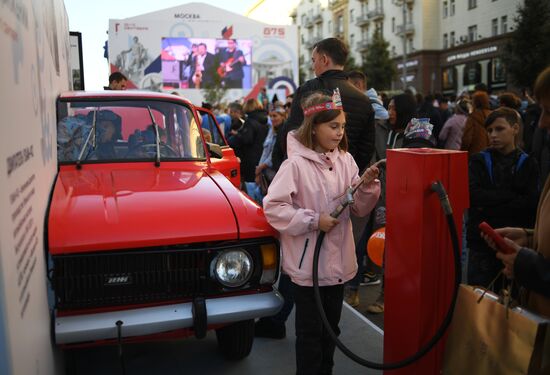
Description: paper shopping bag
xmin=443 ymin=284 xmax=549 ymax=375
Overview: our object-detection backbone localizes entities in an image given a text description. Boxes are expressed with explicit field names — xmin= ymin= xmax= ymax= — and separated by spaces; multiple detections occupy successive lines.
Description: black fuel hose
xmin=312 ymin=180 xmax=461 ymax=370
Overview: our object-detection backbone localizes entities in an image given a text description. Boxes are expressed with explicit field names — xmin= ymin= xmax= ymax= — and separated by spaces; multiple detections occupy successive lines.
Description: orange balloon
xmin=367 ymin=227 xmax=385 ymax=267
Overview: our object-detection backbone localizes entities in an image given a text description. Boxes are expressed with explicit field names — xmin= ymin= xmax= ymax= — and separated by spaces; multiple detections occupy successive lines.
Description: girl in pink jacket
xmin=263 ymin=91 xmax=380 ymax=374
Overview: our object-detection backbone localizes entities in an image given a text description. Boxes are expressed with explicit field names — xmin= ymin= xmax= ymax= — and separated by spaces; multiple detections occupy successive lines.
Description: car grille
xmin=52 ymin=249 xmax=211 ymax=310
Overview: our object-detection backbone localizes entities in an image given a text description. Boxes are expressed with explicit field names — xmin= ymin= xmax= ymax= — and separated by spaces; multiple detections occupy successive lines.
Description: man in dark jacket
xmin=227 ymin=102 xmax=268 ymax=184
xmin=272 ymin=38 xmax=375 ymax=173
xmin=103 ymin=72 xmax=127 ymax=90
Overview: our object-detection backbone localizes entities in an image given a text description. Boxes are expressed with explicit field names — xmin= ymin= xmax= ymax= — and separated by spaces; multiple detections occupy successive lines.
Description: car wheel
xmin=215 ymin=319 xmax=255 ymax=360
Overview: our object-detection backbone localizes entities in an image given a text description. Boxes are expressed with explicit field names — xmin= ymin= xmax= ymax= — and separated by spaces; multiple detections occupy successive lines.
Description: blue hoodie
xmin=366 ymin=88 xmax=389 ymax=121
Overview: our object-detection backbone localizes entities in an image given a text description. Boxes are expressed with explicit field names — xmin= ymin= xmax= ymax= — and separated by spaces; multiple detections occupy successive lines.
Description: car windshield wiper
xmin=76 ymin=108 xmax=98 ymax=169
xmin=147 ymin=106 xmax=161 ymax=167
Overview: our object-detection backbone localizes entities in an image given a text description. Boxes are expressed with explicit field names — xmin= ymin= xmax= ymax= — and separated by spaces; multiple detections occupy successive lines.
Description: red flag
xmin=221 ymin=25 xmax=233 ymax=40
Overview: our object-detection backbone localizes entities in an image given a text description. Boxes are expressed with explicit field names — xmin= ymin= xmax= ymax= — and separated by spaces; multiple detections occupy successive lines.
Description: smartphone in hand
xmin=478 ymin=222 xmax=515 ymax=254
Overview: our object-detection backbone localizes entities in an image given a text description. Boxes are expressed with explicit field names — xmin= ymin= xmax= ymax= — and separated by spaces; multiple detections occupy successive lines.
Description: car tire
xmin=215 ymin=319 xmax=255 ymax=360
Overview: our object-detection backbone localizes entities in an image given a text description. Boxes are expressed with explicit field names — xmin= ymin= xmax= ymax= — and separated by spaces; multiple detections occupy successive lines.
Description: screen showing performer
xmin=161 ymin=37 xmax=252 ymax=90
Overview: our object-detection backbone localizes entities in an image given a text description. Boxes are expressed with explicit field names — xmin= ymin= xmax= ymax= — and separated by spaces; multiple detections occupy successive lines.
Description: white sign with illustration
xmin=108 ymin=2 xmax=298 ymax=103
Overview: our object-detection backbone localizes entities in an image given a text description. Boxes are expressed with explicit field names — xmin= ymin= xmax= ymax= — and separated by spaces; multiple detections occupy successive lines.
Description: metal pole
xmin=401 ymin=1 xmax=407 ymax=91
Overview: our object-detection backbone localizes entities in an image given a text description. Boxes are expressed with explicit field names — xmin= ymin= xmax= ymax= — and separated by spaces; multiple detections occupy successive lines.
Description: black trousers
xmin=293 ymin=282 xmax=344 ymax=375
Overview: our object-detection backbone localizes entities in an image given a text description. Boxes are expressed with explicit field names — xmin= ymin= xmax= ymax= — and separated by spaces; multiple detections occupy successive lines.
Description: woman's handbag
xmin=258 ymin=167 xmax=276 ymax=196
xmin=443 ymin=284 xmax=549 ymax=374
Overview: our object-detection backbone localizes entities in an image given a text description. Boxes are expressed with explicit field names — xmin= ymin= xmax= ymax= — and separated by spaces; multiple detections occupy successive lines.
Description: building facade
xmin=288 ymin=0 xmax=523 ymax=95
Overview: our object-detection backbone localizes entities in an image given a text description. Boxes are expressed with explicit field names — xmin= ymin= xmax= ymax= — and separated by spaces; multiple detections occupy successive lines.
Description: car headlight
xmin=214 ymin=249 xmax=253 ymax=288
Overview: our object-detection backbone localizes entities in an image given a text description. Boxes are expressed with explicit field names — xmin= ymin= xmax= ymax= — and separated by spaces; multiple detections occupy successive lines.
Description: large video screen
xmin=161 ymin=37 xmax=253 ymax=90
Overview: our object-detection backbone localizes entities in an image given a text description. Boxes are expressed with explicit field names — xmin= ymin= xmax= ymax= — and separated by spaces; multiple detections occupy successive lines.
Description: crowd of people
xmin=105 ymin=36 xmax=550 ymax=374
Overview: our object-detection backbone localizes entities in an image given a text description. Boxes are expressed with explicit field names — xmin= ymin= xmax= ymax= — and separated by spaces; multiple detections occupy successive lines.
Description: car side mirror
xmin=206 ymin=142 xmax=223 ymax=159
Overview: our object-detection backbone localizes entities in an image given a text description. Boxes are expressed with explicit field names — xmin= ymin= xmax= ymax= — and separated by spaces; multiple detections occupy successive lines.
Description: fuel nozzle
xmin=345 ymin=186 xmax=355 ymax=206
xmin=330 ymin=185 xmax=355 ymax=218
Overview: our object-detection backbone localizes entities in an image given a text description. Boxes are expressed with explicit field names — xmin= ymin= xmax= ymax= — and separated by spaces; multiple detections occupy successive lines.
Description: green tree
xmin=504 ymin=0 xmax=550 ymax=90
xmin=344 ymin=55 xmax=360 ymax=73
xmin=362 ymin=33 xmax=396 ymax=90
xmin=201 ymin=64 xmax=227 ymax=105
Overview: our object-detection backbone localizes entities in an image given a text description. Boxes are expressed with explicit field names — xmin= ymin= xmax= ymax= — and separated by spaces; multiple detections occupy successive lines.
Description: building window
xmin=350 ymin=9 xmax=355 ymax=22
xmin=301 ymin=15 xmax=306 ymax=26
xmin=350 ymin=34 xmax=355 ymax=48
xmin=392 ymin=17 xmax=395 ymax=32
xmin=442 ymin=67 xmax=457 ymax=90
xmin=443 ymin=33 xmax=448 ymax=49
xmin=443 ymin=1 xmax=448 ymax=18
xmin=450 ymin=0 xmax=455 ymax=16
xmin=468 ymin=0 xmax=477 ymax=9
xmin=408 ymin=38 xmax=414 ymax=53
xmin=464 ymin=62 xmax=481 ymax=85
xmin=338 ymin=15 xmax=344 ymax=34
xmin=377 ymin=22 xmax=383 ymax=38
xmin=492 ymin=18 xmax=498 ymax=36
xmin=468 ymin=25 xmax=477 ymax=42
xmin=501 ymin=16 xmax=508 ymax=33
xmin=491 ymin=57 xmax=506 ymax=83
xmin=328 ymin=20 xmax=332 ymax=33
xmin=450 ymin=31 xmax=455 ymax=47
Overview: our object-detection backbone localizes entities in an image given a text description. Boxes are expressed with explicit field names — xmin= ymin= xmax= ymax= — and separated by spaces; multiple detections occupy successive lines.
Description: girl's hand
xmin=360 ymin=165 xmax=379 ymax=185
xmin=319 ymin=213 xmax=339 ymax=232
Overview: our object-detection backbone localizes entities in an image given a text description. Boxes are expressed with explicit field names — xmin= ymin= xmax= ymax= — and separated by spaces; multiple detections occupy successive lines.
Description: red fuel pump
xmin=312 ymin=148 xmax=468 ymax=371
xmin=384 ymin=148 xmax=469 ymax=374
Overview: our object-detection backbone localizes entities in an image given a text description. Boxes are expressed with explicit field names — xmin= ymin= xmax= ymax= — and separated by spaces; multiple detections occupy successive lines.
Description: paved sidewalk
xmin=355 ymin=283 xmax=384 ymax=331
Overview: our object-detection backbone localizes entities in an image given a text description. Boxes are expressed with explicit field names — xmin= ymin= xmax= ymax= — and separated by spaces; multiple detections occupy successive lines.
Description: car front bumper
xmin=55 ymin=290 xmax=283 ymax=344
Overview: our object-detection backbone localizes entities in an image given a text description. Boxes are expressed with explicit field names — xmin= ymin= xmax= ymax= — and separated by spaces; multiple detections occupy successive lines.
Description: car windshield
xmin=56 ymin=99 xmax=206 ymax=163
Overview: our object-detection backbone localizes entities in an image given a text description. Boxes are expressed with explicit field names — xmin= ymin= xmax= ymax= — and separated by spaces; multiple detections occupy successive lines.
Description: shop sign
xmin=397 ymin=60 xmax=419 ymax=69
xmin=446 ymin=46 xmax=498 ymax=63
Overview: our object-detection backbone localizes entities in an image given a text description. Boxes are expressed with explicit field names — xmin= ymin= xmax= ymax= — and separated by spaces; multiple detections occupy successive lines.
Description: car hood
xmin=48 ymin=164 xmax=239 ymax=254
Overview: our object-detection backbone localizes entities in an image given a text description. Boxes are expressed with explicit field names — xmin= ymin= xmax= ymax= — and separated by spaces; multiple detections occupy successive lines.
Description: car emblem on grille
xmin=104 ymin=275 xmax=132 ymax=285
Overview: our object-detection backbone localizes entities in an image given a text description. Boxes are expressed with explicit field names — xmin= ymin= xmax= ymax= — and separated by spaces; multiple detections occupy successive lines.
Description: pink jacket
xmin=263 ymin=132 xmax=380 ymax=287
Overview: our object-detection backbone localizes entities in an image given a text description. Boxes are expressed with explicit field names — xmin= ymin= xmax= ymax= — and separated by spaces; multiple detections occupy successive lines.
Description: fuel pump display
xmin=312 ymin=148 xmax=469 ymax=373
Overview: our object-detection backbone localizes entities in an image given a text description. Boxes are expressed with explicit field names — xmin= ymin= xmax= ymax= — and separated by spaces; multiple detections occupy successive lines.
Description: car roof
xmin=59 ymin=91 xmax=193 ymax=106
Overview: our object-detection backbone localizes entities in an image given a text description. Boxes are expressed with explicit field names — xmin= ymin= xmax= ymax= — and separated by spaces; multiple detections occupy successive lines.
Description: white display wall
xmin=0 ymin=0 xmax=70 ymax=373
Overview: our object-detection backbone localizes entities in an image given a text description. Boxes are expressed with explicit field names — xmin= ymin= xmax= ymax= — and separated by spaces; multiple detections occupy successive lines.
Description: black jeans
xmin=293 ymin=282 xmax=344 ymax=375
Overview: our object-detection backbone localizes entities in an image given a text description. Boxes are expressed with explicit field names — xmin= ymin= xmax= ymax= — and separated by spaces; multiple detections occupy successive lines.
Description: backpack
xmin=479 ymin=150 xmax=528 ymax=184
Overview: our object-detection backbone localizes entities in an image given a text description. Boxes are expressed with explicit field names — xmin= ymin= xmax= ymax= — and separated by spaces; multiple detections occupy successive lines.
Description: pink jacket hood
xmin=263 ymin=132 xmax=380 ymax=287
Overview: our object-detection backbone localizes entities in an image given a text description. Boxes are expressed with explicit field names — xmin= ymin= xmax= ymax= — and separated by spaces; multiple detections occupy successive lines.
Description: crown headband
xmin=303 ymin=88 xmax=343 ymax=117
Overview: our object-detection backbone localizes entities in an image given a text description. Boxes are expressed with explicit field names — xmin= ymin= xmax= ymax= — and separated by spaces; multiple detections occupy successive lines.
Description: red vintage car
xmin=48 ymin=91 xmax=282 ymax=360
